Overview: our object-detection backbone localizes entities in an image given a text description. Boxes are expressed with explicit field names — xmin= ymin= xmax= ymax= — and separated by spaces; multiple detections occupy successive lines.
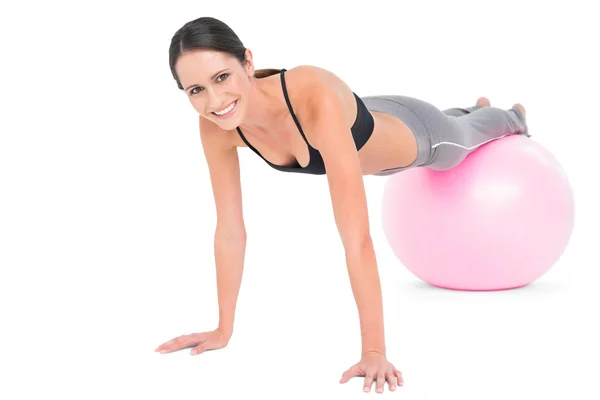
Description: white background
xmin=1 ymin=0 xmax=599 ymax=398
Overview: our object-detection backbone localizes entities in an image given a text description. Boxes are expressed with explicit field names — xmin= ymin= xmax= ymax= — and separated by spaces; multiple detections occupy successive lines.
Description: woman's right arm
xmin=199 ymin=117 xmax=247 ymax=339
xmin=155 ymin=118 xmax=246 ymax=356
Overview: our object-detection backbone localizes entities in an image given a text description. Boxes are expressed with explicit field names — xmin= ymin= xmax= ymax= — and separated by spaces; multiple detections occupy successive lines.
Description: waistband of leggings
xmin=361 ymin=96 xmax=435 ymax=170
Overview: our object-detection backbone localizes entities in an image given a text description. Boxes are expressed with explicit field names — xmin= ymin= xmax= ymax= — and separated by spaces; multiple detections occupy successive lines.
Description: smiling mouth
xmin=211 ymin=100 xmax=238 ymax=119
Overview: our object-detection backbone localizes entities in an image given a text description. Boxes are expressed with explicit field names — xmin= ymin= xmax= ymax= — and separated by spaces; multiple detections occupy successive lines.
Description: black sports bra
xmin=235 ymin=69 xmax=374 ymax=175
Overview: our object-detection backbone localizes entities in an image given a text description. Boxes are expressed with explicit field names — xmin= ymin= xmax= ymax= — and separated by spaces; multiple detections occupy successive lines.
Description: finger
xmin=376 ymin=372 xmax=385 ymax=393
xmin=158 ymin=337 xmax=186 ymax=353
xmin=363 ymin=371 xmax=375 ymax=392
xmin=156 ymin=338 xmax=179 ymax=352
xmin=339 ymin=366 xmax=361 ymax=383
xmin=155 ymin=337 xmax=181 ymax=351
xmin=387 ymin=371 xmax=397 ymax=391
xmin=158 ymin=335 xmax=199 ymax=353
xmin=190 ymin=344 xmax=205 ymax=355
xmin=394 ymin=369 xmax=404 ymax=386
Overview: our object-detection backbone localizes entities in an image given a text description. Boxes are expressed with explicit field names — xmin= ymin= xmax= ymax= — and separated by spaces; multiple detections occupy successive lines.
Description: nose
xmin=206 ymin=87 xmax=225 ymax=110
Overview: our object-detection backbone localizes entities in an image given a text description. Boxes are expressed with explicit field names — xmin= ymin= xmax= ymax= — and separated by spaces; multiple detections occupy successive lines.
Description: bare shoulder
xmin=284 ymin=65 xmax=351 ymax=97
xmin=284 ymin=65 xmax=358 ymax=140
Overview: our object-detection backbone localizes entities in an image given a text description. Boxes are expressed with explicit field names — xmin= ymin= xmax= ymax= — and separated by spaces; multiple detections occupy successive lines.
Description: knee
xmin=426 ymin=145 xmax=466 ymax=171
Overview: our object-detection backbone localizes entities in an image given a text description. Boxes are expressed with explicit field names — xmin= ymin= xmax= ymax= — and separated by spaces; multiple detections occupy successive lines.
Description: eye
xmin=188 ymin=73 xmax=228 ymax=95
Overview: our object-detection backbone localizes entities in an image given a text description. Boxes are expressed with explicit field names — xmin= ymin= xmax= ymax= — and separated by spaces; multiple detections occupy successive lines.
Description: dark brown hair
xmin=169 ymin=17 xmax=281 ymax=90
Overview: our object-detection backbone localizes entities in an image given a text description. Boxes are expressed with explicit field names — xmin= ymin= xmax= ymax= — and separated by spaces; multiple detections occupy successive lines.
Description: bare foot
xmin=512 ymin=103 xmax=529 ymax=136
xmin=512 ymin=103 xmax=526 ymax=117
xmin=476 ymin=97 xmax=491 ymax=107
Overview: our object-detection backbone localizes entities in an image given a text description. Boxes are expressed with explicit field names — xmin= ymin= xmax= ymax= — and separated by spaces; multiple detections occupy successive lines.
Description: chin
xmin=217 ymin=121 xmax=238 ymax=131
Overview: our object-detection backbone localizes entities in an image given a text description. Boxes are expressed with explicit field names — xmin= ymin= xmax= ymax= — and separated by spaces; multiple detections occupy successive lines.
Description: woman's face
xmin=175 ymin=49 xmax=254 ymax=130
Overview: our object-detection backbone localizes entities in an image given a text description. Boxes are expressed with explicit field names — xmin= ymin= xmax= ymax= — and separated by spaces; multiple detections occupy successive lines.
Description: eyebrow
xmin=184 ymin=69 xmax=229 ymax=91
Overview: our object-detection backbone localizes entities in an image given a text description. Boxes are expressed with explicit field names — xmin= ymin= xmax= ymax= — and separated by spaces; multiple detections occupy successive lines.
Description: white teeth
xmin=214 ymin=101 xmax=236 ymax=116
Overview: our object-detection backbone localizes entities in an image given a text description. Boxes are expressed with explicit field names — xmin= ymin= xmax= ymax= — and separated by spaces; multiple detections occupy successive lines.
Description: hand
xmin=154 ymin=329 xmax=230 ymax=356
xmin=339 ymin=352 xmax=404 ymax=393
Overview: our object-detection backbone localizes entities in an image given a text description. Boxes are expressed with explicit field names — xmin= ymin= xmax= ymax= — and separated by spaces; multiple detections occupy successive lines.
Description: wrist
xmin=217 ymin=325 xmax=233 ymax=339
xmin=359 ymin=322 xmax=386 ymax=358
xmin=362 ymin=348 xmax=386 ymax=358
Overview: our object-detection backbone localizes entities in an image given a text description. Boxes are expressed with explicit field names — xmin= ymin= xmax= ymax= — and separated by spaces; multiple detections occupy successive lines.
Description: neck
xmin=238 ymin=76 xmax=287 ymax=136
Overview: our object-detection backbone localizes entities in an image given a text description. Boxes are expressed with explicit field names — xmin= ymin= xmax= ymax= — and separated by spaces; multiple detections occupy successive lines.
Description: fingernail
xmin=364 ymin=387 xmax=369 ymax=392
xmin=376 ymin=388 xmax=383 ymax=393
xmin=160 ymin=350 xmax=167 ymax=354
xmin=190 ymin=350 xmax=196 ymax=355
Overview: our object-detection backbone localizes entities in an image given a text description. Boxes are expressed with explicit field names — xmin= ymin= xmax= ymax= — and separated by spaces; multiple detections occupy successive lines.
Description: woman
xmin=155 ymin=16 xmax=529 ymax=393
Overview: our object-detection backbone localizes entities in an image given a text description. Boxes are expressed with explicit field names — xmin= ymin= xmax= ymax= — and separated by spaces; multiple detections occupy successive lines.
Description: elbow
xmin=341 ymin=232 xmax=373 ymax=256
xmin=215 ymin=224 xmax=247 ymax=242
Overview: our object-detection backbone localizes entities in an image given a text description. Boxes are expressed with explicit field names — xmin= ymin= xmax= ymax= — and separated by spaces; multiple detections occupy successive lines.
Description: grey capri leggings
xmin=360 ymin=95 xmax=530 ymax=176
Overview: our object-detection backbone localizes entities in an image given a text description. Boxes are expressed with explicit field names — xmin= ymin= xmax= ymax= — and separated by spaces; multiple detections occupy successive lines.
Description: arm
xmin=199 ymin=117 xmax=247 ymax=338
xmin=304 ymin=91 xmax=386 ymax=357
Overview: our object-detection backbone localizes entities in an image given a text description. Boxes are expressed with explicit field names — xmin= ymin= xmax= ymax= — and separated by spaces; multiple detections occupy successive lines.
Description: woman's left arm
xmin=304 ymin=87 xmax=403 ymax=392
xmin=304 ymin=88 xmax=386 ymax=357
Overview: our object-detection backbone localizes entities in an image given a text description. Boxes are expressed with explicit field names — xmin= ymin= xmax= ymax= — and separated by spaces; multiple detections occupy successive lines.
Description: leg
xmin=430 ymin=104 xmax=530 ymax=170
xmin=443 ymin=105 xmax=480 ymax=117
xmin=361 ymin=94 xmax=528 ymax=175
xmin=443 ymin=97 xmax=491 ymax=116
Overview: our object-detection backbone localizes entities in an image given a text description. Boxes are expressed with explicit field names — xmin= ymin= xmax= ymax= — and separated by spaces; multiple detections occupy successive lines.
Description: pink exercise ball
xmin=382 ymin=135 xmax=575 ymax=291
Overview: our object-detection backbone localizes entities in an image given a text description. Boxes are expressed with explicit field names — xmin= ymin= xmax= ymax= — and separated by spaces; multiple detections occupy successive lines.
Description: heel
xmin=510 ymin=106 xmax=530 ymax=137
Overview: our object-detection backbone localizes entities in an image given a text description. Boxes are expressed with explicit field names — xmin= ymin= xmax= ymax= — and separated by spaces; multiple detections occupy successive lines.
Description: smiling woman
xmin=157 ymin=15 xmax=531 ymax=394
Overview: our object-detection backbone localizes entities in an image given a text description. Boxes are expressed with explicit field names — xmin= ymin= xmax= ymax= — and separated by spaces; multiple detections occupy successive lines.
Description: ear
xmin=243 ymin=48 xmax=255 ymax=77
